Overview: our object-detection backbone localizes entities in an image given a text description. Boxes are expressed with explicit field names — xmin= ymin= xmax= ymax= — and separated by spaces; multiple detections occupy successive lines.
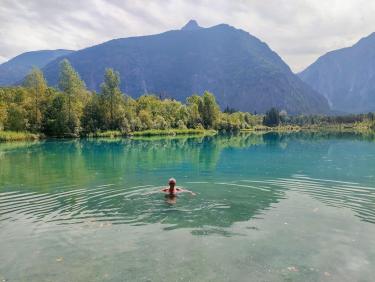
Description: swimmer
xmin=161 ymin=178 xmax=196 ymax=196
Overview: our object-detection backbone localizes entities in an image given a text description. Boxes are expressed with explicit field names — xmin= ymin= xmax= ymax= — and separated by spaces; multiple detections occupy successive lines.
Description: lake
xmin=1 ymin=132 xmax=375 ymax=281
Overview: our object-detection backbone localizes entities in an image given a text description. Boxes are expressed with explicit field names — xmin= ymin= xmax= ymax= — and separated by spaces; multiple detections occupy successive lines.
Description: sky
xmin=0 ymin=0 xmax=375 ymax=72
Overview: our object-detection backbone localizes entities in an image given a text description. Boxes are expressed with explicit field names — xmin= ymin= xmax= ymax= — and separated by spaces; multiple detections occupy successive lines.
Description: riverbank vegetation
xmin=0 ymin=60 xmax=259 ymax=141
xmin=259 ymin=107 xmax=375 ymax=132
xmin=1 ymin=59 xmax=375 ymax=141
xmin=0 ymin=131 xmax=40 ymax=142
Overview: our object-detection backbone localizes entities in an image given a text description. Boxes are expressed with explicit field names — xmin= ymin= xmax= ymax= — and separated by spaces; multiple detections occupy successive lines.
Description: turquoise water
xmin=1 ymin=133 xmax=375 ymax=281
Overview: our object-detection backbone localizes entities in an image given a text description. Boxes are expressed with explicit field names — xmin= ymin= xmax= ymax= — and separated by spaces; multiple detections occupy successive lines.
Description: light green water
xmin=1 ymin=132 xmax=375 ymax=281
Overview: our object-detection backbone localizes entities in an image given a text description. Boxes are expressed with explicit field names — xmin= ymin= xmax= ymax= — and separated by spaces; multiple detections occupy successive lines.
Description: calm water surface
xmin=1 ymin=133 xmax=375 ymax=281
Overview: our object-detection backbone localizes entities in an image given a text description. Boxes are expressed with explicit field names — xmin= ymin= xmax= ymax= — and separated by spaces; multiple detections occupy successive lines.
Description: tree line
xmin=0 ymin=59 xmax=260 ymax=137
xmin=1 ymin=59 xmax=374 ymax=137
xmin=263 ymin=107 xmax=375 ymax=128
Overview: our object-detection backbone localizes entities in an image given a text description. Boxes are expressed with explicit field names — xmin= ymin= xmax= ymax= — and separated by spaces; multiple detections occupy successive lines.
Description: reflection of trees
xmin=262 ymin=131 xmax=375 ymax=143
xmin=0 ymin=140 xmax=89 ymax=193
xmin=0 ymin=135 xmax=265 ymax=191
xmin=1 ymin=132 xmax=375 ymax=230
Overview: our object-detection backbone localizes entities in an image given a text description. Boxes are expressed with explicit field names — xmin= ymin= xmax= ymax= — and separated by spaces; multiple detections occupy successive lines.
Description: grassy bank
xmin=86 ymin=129 xmax=217 ymax=138
xmin=300 ymin=122 xmax=375 ymax=132
xmin=0 ymin=129 xmax=216 ymax=142
xmin=241 ymin=125 xmax=301 ymax=132
xmin=130 ymin=129 xmax=217 ymax=137
xmin=240 ymin=122 xmax=375 ymax=133
xmin=2 ymin=124 xmax=374 ymax=142
xmin=86 ymin=130 xmax=125 ymax=138
xmin=0 ymin=131 xmax=41 ymax=142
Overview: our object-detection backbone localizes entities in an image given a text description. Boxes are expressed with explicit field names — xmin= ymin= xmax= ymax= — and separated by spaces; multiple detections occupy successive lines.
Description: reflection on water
xmin=1 ymin=133 xmax=375 ymax=228
xmin=1 ymin=132 xmax=375 ymax=281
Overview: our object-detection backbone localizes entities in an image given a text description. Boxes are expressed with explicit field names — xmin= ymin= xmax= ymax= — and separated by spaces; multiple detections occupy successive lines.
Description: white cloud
xmin=0 ymin=0 xmax=374 ymax=71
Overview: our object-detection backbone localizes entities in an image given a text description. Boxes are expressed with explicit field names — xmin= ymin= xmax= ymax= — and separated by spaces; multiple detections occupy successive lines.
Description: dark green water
xmin=1 ymin=132 xmax=375 ymax=281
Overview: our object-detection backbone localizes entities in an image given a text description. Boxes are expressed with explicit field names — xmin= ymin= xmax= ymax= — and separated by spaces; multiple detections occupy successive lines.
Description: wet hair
xmin=168 ymin=178 xmax=176 ymax=185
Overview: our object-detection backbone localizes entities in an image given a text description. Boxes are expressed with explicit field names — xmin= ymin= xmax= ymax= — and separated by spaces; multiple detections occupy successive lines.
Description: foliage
xmin=1 ymin=59 xmax=374 ymax=141
xmin=86 ymin=130 xmax=124 ymax=138
xmin=58 ymin=59 xmax=89 ymax=136
xmin=100 ymin=68 xmax=125 ymax=130
xmin=263 ymin=108 xmax=281 ymax=127
xmin=23 ymin=68 xmax=47 ymax=132
xmin=0 ymin=131 xmax=40 ymax=142
xmin=198 ymin=91 xmax=220 ymax=129
xmin=131 ymin=129 xmax=216 ymax=137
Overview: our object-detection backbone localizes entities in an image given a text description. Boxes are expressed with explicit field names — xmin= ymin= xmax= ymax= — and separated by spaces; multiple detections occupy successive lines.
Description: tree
xmin=154 ymin=115 xmax=168 ymax=129
xmin=5 ymin=104 xmax=27 ymax=131
xmin=82 ymin=93 xmax=102 ymax=134
xmin=100 ymin=68 xmax=124 ymax=130
xmin=23 ymin=68 xmax=47 ymax=132
xmin=43 ymin=94 xmax=69 ymax=137
xmin=186 ymin=95 xmax=201 ymax=128
xmin=58 ymin=59 xmax=87 ymax=135
xmin=263 ymin=108 xmax=281 ymax=127
xmin=198 ymin=91 xmax=220 ymax=129
xmin=0 ymin=102 xmax=6 ymax=130
xmin=367 ymin=112 xmax=374 ymax=122
xmin=223 ymin=105 xmax=237 ymax=114
xmin=138 ymin=110 xmax=153 ymax=129
xmin=0 ymin=89 xmax=7 ymax=130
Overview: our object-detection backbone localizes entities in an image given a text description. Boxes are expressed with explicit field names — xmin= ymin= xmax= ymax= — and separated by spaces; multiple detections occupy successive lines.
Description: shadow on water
xmin=1 ymin=132 xmax=375 ymax=232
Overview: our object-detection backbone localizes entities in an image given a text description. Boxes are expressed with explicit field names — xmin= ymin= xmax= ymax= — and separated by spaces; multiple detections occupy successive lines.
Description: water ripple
xmin=254 ymin=175 xmax=375 ymax=224
xmin=1 ymin=176 xmax=375 ymax=227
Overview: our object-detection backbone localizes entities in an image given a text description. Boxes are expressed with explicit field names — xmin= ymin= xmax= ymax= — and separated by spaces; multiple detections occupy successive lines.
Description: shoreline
xmin=0 ymin=129 xmax=217 ymax=142
xmin=1 ymin=125 xmax=375 ymax=142
xmin=240 ymin=123 xmax=375 ymax=133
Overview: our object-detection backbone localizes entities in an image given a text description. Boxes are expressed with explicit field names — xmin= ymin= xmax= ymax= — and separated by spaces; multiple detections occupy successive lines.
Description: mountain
xmin=0 ymin=49 xmax=73 ymax=86
xmin=181 ymin=19 xmax=203 ymax=31
xmin=299 ymin=33 xmax=375 ymax=113
xmin=42 ymin=21 xmax=329 ymax=114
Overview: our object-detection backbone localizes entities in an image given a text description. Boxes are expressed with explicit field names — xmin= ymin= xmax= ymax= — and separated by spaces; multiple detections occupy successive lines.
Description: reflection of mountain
xmin=1 ymin=133 xmax=375 ymax=231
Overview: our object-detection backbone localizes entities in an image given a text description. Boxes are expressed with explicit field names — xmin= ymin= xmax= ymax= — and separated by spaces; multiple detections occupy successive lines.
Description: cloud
xmin=0 ymin=0 xmax=374 ymax=71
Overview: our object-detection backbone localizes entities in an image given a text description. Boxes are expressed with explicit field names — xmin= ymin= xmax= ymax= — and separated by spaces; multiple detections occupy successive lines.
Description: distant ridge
xmin=0 ymin=49 xmax=73 ymax=85
xmin=299 ymin=32 xmax=375 ymax=113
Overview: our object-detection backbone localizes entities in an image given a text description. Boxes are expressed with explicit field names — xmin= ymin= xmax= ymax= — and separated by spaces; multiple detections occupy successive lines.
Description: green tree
xmin=82 ymin=93 xmax=102 ymax=134
xmin=198 ymin=91 xmax=220 ymax=129
xmin=154 ymin=115 xmax=168 ymax=129
xmin=263 ymin=108 xmax=281 ymax=127
xmin=0 ymin=89 xmax=7 ymax=130
xmin=23 ymin=68 xmax=47 ymax=132
xmin=0 ymin=102 xmax=6 ymax=130
xmin=186 ymin=96 xmax=201 ymax=128
xmin=100 ymin=68 xmax=124 ymax=130
xmin=138 ymin=110 xmax=153 ymax=129
xmin=43 ymin=94 xmax=69 ymax=137
xmin=58 ymin=59 xmax=88 ymax=135
xmin=5 ymin=104 xmax=27 ymax=131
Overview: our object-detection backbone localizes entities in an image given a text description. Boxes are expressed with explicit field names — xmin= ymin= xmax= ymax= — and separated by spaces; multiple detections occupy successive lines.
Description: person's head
xmin=168 ymin=178 xmax=176 ymax=189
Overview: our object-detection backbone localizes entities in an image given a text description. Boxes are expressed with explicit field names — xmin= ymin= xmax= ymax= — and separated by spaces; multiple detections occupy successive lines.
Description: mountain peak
xmin=181 ymin=20 xmax=202 ymax=31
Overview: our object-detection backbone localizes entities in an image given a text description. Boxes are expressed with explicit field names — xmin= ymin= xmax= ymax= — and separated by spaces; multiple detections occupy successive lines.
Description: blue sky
xmin=1 ymin=0 xmax=374 ymax=71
